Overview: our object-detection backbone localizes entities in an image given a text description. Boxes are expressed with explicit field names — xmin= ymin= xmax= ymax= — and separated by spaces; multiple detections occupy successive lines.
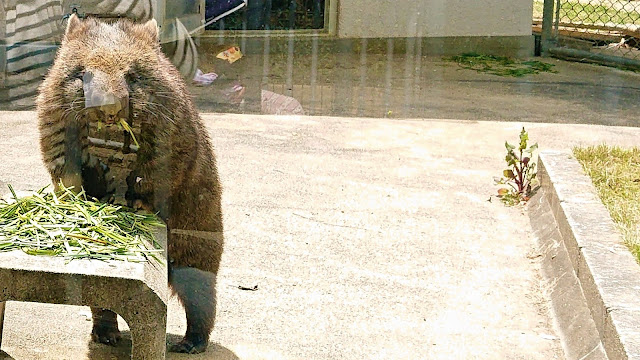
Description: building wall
xmin=336 ymin=0 xmax=533 ymax=38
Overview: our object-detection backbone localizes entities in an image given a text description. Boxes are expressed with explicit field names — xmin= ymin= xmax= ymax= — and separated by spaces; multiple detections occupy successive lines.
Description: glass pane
xmin=0 ymin=1 xmax=639 ymax=359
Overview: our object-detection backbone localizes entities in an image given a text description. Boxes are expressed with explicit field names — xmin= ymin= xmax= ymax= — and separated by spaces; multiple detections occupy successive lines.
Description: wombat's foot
xmin=169 ymin=336 xmax=208 ymax=354
xmin=91 ymin=323 xmax=121 ymax=346
xmin=91 ymin=308 xmax=121 ymax=346
xmin=168 ymin=267 xmax=217 ymax=354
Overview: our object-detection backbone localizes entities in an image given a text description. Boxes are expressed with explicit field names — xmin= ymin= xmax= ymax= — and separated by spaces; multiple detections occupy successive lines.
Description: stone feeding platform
xmin=0 ymin=223 xmax=168 ymax=360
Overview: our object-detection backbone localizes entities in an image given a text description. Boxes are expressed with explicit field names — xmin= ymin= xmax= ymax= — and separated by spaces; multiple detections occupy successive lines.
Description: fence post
xmin=0 ymin=1 xmax=8 ymax=108
xmin=540 ymin=0 xmax=556 ymax=55
xmin=313 ymin=0 xmax=322 ymax=29
xmin=288 ymin=0 xmax=297 ymax=29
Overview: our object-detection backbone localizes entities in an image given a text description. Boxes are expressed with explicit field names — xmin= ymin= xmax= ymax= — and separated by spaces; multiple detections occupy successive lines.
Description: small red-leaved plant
xmin=495 ymin=127 xmax=538 ymax=205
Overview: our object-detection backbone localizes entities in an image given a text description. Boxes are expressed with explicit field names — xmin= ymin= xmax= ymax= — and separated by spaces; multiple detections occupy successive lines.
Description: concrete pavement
xmin=0 ymin=112 xmax=639 ymax=359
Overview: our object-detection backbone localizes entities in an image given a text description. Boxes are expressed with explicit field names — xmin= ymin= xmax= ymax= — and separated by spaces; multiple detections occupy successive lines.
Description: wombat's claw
xmin=91 ymin=326 xmax=121 ymax=346
xmin=133 ymin=199 xmax=144 ymax=210
xmin=169 ymin=338 xmax=208 ymax=354
xmin=132 ymin=199 xmax=153 ymax=212
xmin=102 ymin=194 xmax=116 ymax=204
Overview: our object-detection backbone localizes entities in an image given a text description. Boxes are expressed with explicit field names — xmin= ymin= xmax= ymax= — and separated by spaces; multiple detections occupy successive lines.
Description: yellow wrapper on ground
xmin=216 ymin=46 xmax=243 ymax=64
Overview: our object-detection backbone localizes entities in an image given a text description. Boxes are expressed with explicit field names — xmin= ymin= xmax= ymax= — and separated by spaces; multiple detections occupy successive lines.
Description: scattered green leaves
xmin=495 ymin=127 xmax=538 ymax=206
xmin=0 ymin=183 xmax=164 ymax=263
xmin=448 ymin=53 xmax=556 ymax=77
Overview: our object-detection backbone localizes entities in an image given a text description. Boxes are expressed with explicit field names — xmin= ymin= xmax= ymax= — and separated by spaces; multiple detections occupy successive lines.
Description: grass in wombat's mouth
xmin=0 ymin=183 xmax=163 ymax=262
xmin=118 ymin=118 xmax=139 ymax=147
xmin=97 ymin=118 xmax=139 ymax=147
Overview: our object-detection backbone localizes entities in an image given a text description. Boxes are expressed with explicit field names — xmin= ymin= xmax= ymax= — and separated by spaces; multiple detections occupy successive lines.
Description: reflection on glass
xmin=0 ymin=0 xmax=640 ymax=359
xmin=1 ymin=1 xmax=639 ymax=122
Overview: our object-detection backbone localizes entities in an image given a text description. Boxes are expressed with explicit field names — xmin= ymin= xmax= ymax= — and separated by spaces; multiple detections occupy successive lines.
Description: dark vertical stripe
xmin=8 ymin=60 xmax=53 ymax=75
xmin=101 ymin=0 xmax=123 ymax=16
xmin=6 ymin=45 xmax=57 ymax=64
xmin=123 ymin=0 xmax=141 ymax=19
xmin=2 ymin=73 xmax=46 ymax=89
xmin=288 ymin=0 xmax=296 ymax=29
xmin=5 ymin=17 xmax=62 ymax=38
xmin=7 ymin=34 xmax=61 ymax=51
xmin=5 ymin=1 xmax=60 ymax=25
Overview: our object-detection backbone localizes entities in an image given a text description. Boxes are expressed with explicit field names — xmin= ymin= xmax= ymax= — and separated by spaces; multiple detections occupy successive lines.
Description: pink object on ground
xmin=261 ymin=90 xmax=305 ymax=115
xmin=193 ymin=69 xmax=219 ymax=86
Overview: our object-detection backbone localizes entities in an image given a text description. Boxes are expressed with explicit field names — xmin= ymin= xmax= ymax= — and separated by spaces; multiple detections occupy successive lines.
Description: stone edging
xmin=538 ymin=151 xmax=640 ymax=360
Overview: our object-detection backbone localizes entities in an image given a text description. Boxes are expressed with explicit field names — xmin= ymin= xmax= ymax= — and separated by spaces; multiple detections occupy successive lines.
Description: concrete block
xmin=528 ymin=192 xmax=607 ymax=360
xmin=0 ymin=225 xmax=168 ymax=359
xmin=537 ymin=151 xmax=640 ymax=360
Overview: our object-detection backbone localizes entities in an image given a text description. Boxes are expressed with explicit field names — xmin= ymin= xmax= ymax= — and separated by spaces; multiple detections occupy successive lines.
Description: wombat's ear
xmin=65 ymin=13 xmax=82 ymax=37
xmin=142 ymin=19 xmax=159 ymax=43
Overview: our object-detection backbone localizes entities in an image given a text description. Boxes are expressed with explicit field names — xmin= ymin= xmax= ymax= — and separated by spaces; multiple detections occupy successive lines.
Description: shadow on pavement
xmin=86 ymin=332 xmax=239 ymax=360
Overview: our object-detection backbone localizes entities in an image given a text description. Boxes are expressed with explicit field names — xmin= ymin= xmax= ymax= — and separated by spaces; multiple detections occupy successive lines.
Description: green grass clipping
xmin=448 ymin=53 xmax=557 ymax=77
xmin=0 ymin=184 xmax=164 ymax=263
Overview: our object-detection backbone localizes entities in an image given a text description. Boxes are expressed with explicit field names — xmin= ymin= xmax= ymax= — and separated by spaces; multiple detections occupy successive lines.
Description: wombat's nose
xmin=97 ymin=96 xmax=129 ymax=122
xmin=100 ymin=101 xmax=121 ymax=117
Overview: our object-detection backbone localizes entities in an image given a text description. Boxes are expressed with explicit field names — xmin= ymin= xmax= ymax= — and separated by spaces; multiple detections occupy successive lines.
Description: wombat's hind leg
xmin=91 ymin=307 xmax=121 ymax=346
xmin=168 ymin=267 xmax=217 ymax=354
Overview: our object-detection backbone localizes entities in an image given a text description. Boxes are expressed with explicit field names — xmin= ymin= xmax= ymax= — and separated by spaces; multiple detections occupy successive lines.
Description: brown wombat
xmin=36 ymin=14 xmax=223 ymax=354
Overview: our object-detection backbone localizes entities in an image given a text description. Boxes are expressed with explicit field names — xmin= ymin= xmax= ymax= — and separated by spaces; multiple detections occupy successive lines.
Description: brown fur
xmin=36 ymin=15 xmax=223 ymax=354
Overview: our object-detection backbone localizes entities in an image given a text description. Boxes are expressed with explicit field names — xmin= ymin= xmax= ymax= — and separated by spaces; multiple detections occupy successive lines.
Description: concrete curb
xmin=538 ymin=151 xmax=640 ymax=360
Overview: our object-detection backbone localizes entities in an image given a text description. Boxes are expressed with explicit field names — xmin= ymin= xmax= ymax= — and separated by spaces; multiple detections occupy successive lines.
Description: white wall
xmin=336 ymin=0 xmax=533 ymax=38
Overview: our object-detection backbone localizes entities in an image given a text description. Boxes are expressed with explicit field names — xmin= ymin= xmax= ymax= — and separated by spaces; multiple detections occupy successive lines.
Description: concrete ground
xmin=1 ymin=112 xmax=640 ymax=359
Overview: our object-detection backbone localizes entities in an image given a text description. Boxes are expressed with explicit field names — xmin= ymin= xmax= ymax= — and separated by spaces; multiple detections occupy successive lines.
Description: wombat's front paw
xmin=91 ymin=323 xmax=121 ymax=346
xmin=169 ymin=338 xmax=208 ymax=354
xmin=125 ymin=171 xmax=153 ymax=210
xmin=132 ymin=199 xmax=154 ymax=212
xmin=127 ymin=172 xmax=152 ymax=194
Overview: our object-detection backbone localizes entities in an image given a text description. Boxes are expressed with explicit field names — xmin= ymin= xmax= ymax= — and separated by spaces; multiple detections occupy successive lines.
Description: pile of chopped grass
xmin=448 ymin=53 xmax=556 ymax=77
xmin=573 ymin=145 xmax=640 ymax=262
xmin=0 ymin=184 xmax=164 ymax=263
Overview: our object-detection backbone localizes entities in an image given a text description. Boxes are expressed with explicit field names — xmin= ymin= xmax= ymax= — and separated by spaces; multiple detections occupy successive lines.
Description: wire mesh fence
xmin=534 ymin=0 xmax=640 ymax=61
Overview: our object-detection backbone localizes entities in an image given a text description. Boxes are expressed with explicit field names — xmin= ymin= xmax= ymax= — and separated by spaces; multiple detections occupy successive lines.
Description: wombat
xmin=36 ymin=14 xmax=224 ymax=354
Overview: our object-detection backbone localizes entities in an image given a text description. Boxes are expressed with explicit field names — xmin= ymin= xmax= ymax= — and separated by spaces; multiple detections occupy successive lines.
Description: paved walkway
xmin=0 ymin=112 xmax=639 ymax=359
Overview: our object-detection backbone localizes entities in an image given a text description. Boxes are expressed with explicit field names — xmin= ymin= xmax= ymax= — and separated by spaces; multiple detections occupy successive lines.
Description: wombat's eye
xmin=69 ymin=67 xmax=85 ymax=81
xmin=126 ymin=70 xmax=144 ymax=84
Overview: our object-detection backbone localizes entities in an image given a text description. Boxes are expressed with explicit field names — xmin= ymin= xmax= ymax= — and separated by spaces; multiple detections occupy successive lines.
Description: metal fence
xmin=536 ymin=0 xmax=640 ymax=68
